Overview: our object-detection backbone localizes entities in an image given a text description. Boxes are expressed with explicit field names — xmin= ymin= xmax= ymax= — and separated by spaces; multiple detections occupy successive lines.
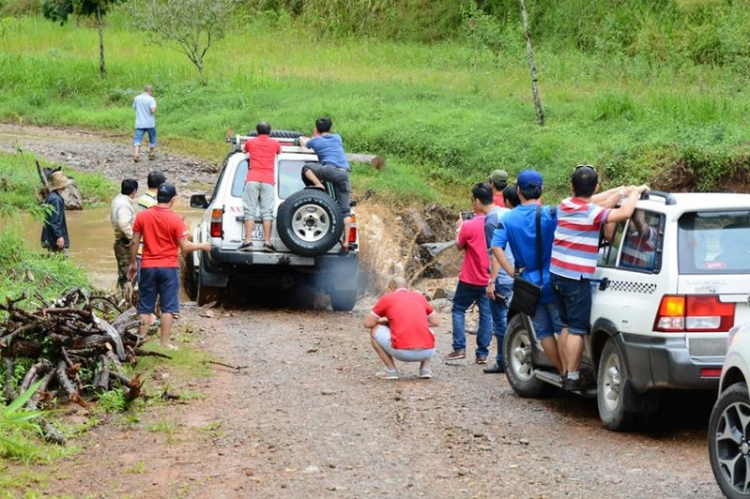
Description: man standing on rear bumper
xmin=127 ymin=183 xmax=210 ymax=349
xmin=299 ymin=117 xmax=352 ymax=254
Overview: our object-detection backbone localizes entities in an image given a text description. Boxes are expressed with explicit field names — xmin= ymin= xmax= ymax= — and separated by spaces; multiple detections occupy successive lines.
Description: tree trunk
xmin=97 ymin=4 xmax=106 ymax=78
xmin=519 ymin=0 xmax=544 ymax=126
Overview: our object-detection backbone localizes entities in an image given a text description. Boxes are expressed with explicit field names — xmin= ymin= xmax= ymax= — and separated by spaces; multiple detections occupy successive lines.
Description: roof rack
xmin=641 ymin=190 xmax=676 ymax=205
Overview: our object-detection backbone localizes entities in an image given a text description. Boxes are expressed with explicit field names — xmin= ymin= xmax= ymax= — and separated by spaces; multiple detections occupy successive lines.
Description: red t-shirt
xmin=133 ymin=206 xmax=186 ymax=268
xmin=493 ymin=193 xmax=505 ymax=207
xmin=457 ymin=214 xmax=490 ymax=286
xmin=244 ymin=136 xmax=281 ymax=185
xmin=371 ymin=289 xmax=436 ymax=349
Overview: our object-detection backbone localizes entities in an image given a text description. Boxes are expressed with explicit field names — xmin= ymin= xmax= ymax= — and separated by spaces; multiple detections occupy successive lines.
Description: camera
xmin=460 ymin=211 xmax=475 ymax=221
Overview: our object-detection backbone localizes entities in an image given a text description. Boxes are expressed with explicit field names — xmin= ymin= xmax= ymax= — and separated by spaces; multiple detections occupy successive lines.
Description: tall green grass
xmin=1 ymin=10 xmax=749 ymax=205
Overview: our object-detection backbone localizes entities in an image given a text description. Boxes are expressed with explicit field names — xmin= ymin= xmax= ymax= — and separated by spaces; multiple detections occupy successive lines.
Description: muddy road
xmin=2 ymin=124 xmax=721 ymax=497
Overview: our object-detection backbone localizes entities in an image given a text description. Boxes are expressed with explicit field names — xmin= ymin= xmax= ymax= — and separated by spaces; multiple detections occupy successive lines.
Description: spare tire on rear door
xmin=276 ymin=188 xmax=344 ymax=257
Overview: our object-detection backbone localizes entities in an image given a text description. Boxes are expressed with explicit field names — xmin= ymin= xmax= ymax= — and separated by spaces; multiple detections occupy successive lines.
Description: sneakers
xmin=238 ymin=241 xmax=254 ymax=252
xmin=475 ymin=356 xmax=488 ymax=365
xmin=375 ymin=367 xmax=399 ymax=380
xmin=563 ymin=376 xmax=583 ymax=392
xmin=444 ymin=350 xmax=466 ymax=361
xmin=419 ymin=367 xmax=433 ymax=379
xmin=483 ymin=363 xmax=505 ymax=374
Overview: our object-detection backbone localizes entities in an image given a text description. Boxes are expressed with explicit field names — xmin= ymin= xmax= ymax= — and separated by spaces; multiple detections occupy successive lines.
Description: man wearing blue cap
xmin=488 ymin=170 xmax=564 ymax=374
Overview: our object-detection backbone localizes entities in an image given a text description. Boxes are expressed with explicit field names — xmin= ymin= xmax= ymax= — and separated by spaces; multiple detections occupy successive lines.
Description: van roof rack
xmin=641 ymin=190 xmax=676 ymax=205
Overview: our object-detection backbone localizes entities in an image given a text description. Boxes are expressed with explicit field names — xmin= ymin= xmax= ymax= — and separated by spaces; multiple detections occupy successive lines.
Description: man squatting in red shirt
xmin=364 ymin=276 xmax=441 ymax=380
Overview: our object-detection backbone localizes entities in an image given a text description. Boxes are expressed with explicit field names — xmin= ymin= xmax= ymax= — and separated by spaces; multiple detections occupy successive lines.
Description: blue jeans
xmin=134 ymin=127 xmax=157 ymax=147
xmin=452 ymin=281 xmax=492 ymax=358
xmin=138 ymin=267 xmax=180 ymax=314
xmin=551 ymin=274 xmax=592 ymax=335
xmin=532 ymin=301 xmax=563 ymax=340
xmin=490 ymin=282 xmax=513 ymax=364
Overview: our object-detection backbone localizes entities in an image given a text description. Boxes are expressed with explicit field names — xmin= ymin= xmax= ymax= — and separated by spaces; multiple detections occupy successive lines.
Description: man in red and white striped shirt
xmin=550 ymin=165 xmax=648 ymax=391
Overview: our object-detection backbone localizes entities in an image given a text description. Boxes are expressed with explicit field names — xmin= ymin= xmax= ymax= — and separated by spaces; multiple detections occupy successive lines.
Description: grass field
xmin=0 ymin=10 xmax=749 ymax=205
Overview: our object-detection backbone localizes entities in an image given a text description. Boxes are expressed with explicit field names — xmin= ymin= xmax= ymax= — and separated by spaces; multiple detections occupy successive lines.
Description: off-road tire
xmin=276 ymin=189 xmax=344 ymax=257
xmin=196 ymin=254 xmax=222 ymax=306
xmin=330 ymin=289 xmax=358 ymax=312
xmin=597 ymin=338 xmax=645 ymax=431
xmin=504 ymin=314 xmax=553 ymax=398
xmin=248 ymin=130 xmax=304 ymax=139
xmin=709 ymin=383 xmax=750 ymax=499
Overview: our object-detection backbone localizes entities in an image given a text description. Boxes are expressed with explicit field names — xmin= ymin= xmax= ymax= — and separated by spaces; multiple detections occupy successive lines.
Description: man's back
xmin=244 ymin=136 xmax=281 ymax=184
xmin=133 ymin=206 xmax=185 ymax=268
xmin=134 ymin=93 xmax=156 ymax=129
xmin=550 ymin=197 xmax=610 ymax=280
xmin=458 ymin=215 xmax=490 ymax=286
xmin=137 ymin=191 xmax=157 ymax=212
xmin=371 ymin=289 xmax=435 ymax=349
xmin=306 ymin=134 xmax=349 ymax=169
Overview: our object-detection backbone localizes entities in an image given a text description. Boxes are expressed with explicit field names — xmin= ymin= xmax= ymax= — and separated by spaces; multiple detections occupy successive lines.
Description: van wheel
xmin=709 ymin=383 xmax=750 ymax=499
xmin=504 ymin=315 xmax=553 ymax=398
xmin=330 ymin=289 xmax=357 ymax=311
xmin=196 ymin=256 xmax=222 ymax=306
xmin=277 ymin=189 xmax=344 ymax=257
xmin=597 ymin=338 xmax=644 ymax=431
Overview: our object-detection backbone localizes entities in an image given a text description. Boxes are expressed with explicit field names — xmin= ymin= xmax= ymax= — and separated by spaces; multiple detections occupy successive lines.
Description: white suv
xmin=185 ymin=131 xmax=360 ymax=310
xmin=708 ymin=321 xmax=750 ymax=498
xmin=504 ymin=191 xmax=750 ymax=431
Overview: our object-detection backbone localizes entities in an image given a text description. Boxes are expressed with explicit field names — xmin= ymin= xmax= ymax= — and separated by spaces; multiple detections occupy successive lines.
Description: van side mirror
xmin=190 ymin=194 xmax=209 ymax=209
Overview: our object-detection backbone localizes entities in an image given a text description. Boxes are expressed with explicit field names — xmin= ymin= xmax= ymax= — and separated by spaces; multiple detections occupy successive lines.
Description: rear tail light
xmin=348 ymin=213 xmax=357 ymax=244
xmin=210 ymin=208 xmax=223 ymax=238
xmin=654 ymin=295 xmax=735 ymax=332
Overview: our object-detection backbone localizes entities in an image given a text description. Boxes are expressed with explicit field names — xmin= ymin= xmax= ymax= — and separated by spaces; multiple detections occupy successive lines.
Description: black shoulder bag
xmin=509 ymin=206 xmax=544 ymax=317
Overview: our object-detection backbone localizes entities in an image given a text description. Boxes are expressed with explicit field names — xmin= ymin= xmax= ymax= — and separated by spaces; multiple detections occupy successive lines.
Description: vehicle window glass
xmin=679 ymin=210 xmax=750 ymax=274
xmin=598 ymin=222 xmax=625 ymax=267
xmin=278 ymin=160 xmax=307 ymax=199
xmin=230 ymin=159 xmax=249 ymax=198
xmin=618 ymin=210 xmax=662 ymax=273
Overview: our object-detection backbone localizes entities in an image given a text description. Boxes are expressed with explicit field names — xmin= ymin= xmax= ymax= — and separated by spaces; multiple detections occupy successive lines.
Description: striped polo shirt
xmin=550 ymin=197 xmax=610 ymax=280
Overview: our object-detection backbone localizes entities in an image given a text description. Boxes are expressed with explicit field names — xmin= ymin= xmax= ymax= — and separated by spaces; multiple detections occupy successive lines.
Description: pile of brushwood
xmin=0 ymin=289 xmax=153 ymax=444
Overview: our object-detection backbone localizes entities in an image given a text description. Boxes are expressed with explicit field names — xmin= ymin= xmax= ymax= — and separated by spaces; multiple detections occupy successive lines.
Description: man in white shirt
xmin=133 ymin=85 xmax=157 ymax=162
xmin=111 ymin=179 xmax=138 ymax=290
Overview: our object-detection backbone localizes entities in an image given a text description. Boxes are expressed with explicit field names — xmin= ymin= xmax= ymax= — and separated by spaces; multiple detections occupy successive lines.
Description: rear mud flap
xmin=622 ymin=380 xmax=660 ymax=414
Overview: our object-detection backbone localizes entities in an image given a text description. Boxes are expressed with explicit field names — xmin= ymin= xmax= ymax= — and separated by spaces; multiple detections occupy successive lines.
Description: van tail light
xmin=654 ymin=295 xmax=735 ymax=332
xmin=210 ymin=208 xmax=224 ymax=238
xmin=347 ymin=213 xmax=357 ymax=244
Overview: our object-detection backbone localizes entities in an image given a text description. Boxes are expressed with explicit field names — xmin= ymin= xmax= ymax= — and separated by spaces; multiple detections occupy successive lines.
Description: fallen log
xmin=345 ymin=153 xmax=386 ymax=170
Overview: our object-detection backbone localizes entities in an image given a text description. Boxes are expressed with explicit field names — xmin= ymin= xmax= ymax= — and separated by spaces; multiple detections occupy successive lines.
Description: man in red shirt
xmin=127 ymin=183 xmax=211 ymax=349
xmin=489 ymin=169 xmax=508 ymax=207
xmin=364 ymin=277 xmax=440 ymax=380
xmin=445 ymin=183 xmax=494 ymax=363
xmin=239 ymin=121 xmax=281 ymax=252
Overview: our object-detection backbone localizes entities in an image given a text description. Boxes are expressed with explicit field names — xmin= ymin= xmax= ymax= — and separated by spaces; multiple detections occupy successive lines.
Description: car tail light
xmin=654 ymin=295 xmax=735 ymax=332
xmin=210 ymin=208 xmax=223 ymax=238
xmin=700 ymin=368 xmax=722 ymax=378
xmin=348 ymin=213 xmax=357 ymax=244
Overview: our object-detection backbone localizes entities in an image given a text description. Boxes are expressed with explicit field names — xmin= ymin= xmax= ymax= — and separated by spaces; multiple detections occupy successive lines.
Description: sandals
xmin=374 ymin=367 xmax=399 ymax=380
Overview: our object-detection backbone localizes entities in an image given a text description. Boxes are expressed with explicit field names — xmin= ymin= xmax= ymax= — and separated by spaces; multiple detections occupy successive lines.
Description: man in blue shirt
xmin=483 ymin=183 xmax=520 ymax=374
xmin=299 ymin=117 xmax=352 ymax=253
xmin=490 ymin=170 xmax=564 ymax=375
xmin=133 ymin=85 xmax=157 ymax=163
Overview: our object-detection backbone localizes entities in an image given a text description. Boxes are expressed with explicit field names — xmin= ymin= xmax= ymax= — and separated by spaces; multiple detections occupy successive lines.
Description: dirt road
xmin=2 ymin=124 xmax=721 ymax=497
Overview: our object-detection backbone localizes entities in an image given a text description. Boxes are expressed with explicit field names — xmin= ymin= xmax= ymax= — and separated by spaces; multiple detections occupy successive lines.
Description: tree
xmin=519 ymin=0 xmax=544 ymax=126
xmin=129 ymin=0 xmax=238 ymax=80
xmin=42 ymin=0 xmax=125 ymax=78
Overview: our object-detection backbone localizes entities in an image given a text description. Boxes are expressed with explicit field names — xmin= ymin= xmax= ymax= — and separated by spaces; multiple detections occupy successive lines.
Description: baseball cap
xmin=517 ymin=170 xmax=544 ymax=190
xmin=488 ymin=169 xmax=509 ymax=185
xmin=156 ymin=182 xmax=177 ymax=203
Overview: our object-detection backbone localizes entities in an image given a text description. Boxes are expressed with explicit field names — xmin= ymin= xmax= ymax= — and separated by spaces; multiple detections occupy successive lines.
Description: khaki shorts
xmin=243 ymin=182 xmax=275 ymax=220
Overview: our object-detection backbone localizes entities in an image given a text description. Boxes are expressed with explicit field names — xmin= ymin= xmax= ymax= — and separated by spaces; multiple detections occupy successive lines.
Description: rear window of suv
xmin=679 ymin=211 xmax=750 ymax=274
xmin=230 ymin=159 xmax=306 ymax=200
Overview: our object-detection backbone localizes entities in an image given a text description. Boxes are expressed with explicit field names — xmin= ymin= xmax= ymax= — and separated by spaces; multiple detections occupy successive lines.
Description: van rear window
xmin=230 ymin=160 xmax=306 ymax=200
xmin=678 ymin=211 xmax=750 ymax=274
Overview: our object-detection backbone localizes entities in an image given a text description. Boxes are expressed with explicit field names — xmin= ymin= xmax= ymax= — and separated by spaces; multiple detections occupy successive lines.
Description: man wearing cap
xmin=489 ymin=170 xmax=564 ymax=374
xmin=489 ymin=169 xmax=508 ymax=207
xmin=41 ymin=171 xmax=71 ymax=255
xmin=127 ymin=183 xmax=211 ymax=349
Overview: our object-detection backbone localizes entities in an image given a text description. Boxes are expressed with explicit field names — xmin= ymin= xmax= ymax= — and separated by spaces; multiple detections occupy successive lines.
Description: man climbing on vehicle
xmin=298 ymin=117 xmax=352 ymax=254
xmin=239 ymin=121 xmax=281 ymax=252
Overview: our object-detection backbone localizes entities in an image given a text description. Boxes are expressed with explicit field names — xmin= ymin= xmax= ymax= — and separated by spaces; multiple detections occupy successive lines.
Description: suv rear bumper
xmin=202 ymin=248 xmax=359 ymax=290
xmin=621 ymin=333 xmax=722 ymax=392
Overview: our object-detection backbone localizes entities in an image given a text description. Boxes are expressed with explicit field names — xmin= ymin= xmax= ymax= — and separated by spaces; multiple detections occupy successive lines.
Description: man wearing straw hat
xmin=41 ymin=171 xmax=71 ymax=255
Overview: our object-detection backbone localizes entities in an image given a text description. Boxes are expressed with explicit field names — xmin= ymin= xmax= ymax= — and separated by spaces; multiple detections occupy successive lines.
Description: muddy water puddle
xmin=4 ymin=203 xmax=202 ymax=290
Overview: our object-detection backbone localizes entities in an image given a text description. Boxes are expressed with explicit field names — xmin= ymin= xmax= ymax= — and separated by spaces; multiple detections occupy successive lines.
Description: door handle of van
xmin=599 ymin=277 xmax=610 ymax=291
